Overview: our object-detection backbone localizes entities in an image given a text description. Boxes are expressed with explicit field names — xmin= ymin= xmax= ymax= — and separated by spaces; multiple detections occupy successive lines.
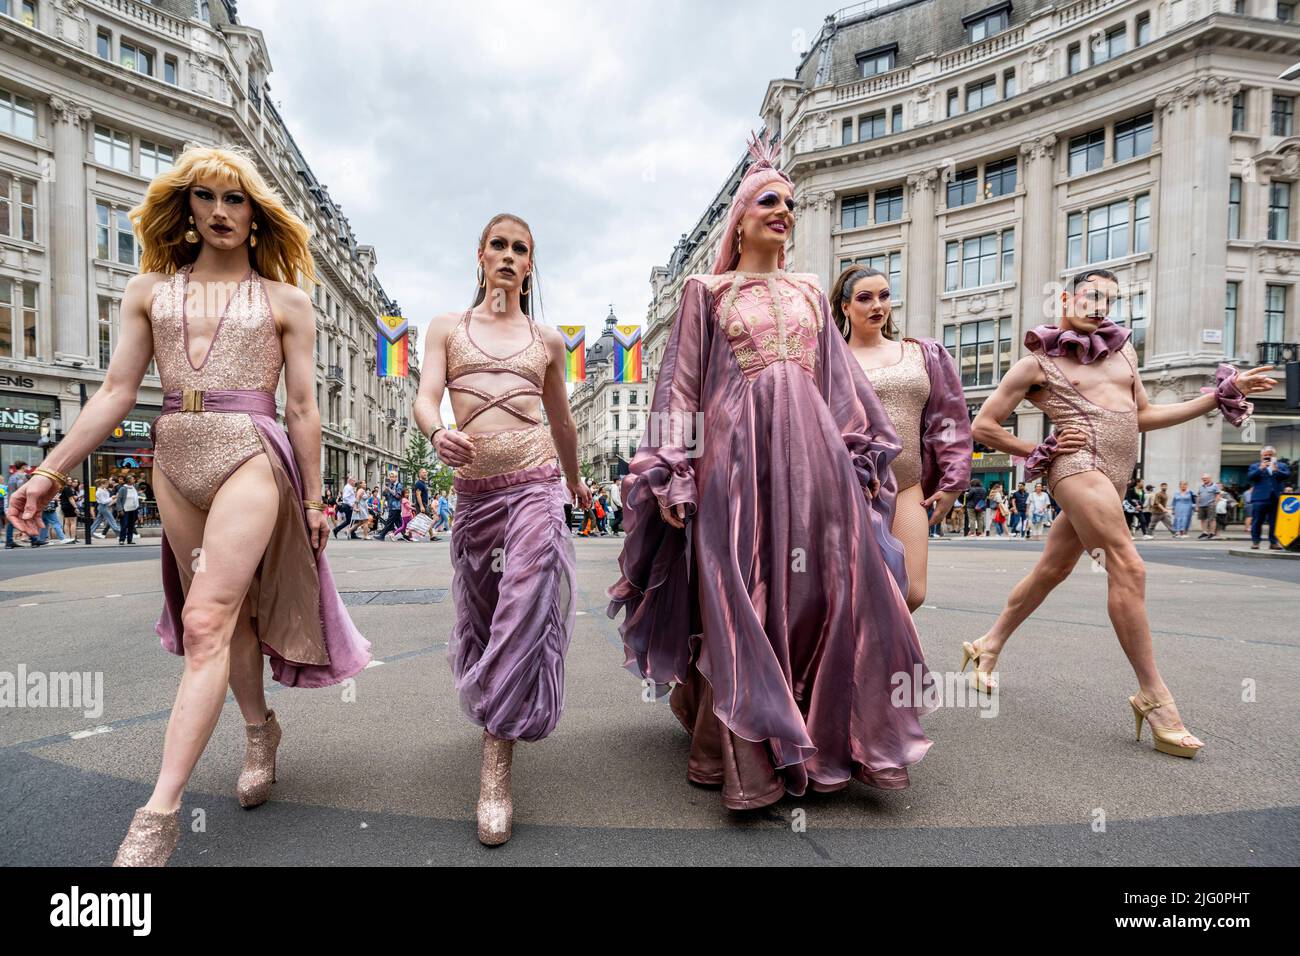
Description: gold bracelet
xmin=32 ymin=467 xmax=71 ymax=488
xmin=303 ymin=499 xmax=324 ymax=511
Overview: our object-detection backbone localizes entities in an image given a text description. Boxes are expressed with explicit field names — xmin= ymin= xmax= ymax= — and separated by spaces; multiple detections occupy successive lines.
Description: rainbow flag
xmin=376 ymin=315 xmax=408 ymax=378
xmin=559 ymin=325 xmax=586 ymax=382
xmin=613 ymin=325 xmax=642 ymax=383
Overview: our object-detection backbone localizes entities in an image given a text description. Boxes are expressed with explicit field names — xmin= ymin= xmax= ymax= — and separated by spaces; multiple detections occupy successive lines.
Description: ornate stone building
xmin=569 ymin=306 xmax=651 ymax=483
xmin=648 ymin=0 xmax=1300 ymax=489
xmin=0 ymin=0 xmax=417 ymax=494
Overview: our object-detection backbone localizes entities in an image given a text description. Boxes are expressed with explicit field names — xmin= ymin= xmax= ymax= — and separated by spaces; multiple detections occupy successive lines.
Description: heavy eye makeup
xmin=489 ymin=237 xmax=530 ymax=255
xmin=756 ymin=191 xmax=796 ymax=212
xmin=191 ymin=188 xmax=245 ymax=204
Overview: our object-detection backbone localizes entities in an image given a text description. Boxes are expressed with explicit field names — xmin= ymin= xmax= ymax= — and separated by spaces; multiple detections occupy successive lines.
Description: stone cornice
xmin=782 ymin=16 xmax=1298 ymax=182
xmin=1154 ymin=76 xmax=1241 ymax=114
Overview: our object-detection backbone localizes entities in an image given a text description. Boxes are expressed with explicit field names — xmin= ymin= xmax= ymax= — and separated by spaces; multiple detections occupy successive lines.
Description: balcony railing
xmin=400 ymin=416 xmax=409 ymax=429
xmin=326 ymin=365 xmax=344 ymax=385
xmin=386 ymin=409 xmax=397 ymax=422
xmin=102 ymin=0 xmax=190 ymax=41
xmin=1257 ymin=342 xmax=1300 ymax=365
xmin=368 ymin=432 xmax=377 ymax=445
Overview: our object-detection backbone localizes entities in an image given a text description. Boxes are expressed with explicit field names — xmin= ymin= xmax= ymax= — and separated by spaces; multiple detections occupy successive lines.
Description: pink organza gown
xmin=608 ymin=270 xmax=934 ymax=809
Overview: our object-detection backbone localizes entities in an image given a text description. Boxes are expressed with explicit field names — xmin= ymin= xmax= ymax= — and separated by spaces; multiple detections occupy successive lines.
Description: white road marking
xmin=69 ymin=725 xmax=113 ymax=740
xmin=364 ymin=659 xmax=385 ymax=668
xmin=104 ymin=593 xmax=122 ymax=598
xmin=18 ymin=602 xmax=39 ymax=607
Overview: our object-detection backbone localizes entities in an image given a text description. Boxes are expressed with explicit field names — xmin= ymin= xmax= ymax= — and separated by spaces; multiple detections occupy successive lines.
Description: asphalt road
xmin=1 ymin=532 xmax=1297 ymax=866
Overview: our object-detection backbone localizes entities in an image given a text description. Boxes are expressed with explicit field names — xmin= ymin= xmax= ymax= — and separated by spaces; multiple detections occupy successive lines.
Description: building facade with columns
xmin=0 ymin=0 xmax=417 ymax=495
xmin=646 ymin=0 xmax=1300 ymax=491
xmin=569 ymin=306 xmax=651 ymax=484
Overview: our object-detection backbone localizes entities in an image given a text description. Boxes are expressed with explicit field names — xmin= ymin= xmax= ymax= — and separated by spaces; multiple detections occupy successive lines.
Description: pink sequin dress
xmin=861 ymin=337 xmax=971 ymax=497
xmin=149 ymin=267 xmax=280 ymax=509
xmin=148 ymin=266 xmax=371 ymax=688
xmin=1024 ymin=329 xmax=1140 ymax=496
xmin=444 ymin=308 xmax=557 ymax=479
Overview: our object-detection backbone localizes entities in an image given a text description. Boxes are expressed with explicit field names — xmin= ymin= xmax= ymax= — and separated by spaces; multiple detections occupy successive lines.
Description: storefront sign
xmin=0 ymin=391 xmax=57 ymax=440
xmin=102 ymin=406 xmax=161 ymax=447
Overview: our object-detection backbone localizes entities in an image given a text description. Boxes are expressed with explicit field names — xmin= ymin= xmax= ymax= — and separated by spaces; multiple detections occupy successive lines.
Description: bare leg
xmin=228 ymin=595 xmax=270 ymax=725
xmin=971 ymin=506 xmax=1086 ymax=683
xmin=144 ymin=455 xmax=279 ymax=813
xmin=892 ymin=483 xmax=930 ymax=612
xmin=1047 ymin=471 xmax=1202 ymax=747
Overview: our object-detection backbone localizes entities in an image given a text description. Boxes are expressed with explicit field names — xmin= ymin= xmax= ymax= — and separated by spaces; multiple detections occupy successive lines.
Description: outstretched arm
xmin=1137 ymin=364 xmax=1275 ymax=432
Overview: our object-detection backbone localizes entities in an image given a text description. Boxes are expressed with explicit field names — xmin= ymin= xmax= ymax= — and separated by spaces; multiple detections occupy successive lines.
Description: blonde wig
xmin=129 ymin=144 xmax=315 ymax=285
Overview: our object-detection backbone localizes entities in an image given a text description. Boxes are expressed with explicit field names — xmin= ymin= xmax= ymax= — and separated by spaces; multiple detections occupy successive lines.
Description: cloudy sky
xmin=253 ymin=0 xmax=837 ymax=364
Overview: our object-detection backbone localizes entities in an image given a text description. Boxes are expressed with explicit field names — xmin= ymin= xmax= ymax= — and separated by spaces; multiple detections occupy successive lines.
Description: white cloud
xmin=254 ymin=0 xmax=835 ymax=358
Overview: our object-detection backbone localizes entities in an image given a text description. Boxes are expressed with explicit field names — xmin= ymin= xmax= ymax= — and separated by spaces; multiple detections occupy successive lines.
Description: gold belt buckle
xmin=181 ymin=387 xmax=205 ymax=412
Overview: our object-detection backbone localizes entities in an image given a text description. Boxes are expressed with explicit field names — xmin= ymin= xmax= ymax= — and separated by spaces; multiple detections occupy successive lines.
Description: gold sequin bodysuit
xmin=863 ymin=339 xmax=930 ymax=492
xmin=150 ymin=268 xmax=282 ymax=509
xmin=446 ymin=308 xmax=557 ymax=480
xmin=1029 ymin=341 xmax=1140 ymax=496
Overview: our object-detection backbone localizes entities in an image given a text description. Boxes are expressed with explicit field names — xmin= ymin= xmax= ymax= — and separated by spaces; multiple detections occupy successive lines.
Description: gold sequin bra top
xmin=445 ymin=308 xmax=548 ymax=429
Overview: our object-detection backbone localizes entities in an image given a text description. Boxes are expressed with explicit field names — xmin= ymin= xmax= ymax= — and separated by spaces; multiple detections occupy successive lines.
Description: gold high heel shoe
xmin=960 ymin=639 xmax=999 ymax=694
xmin=477 ymin=731 xmax=515 ymax=846
xmin=112 ymin=807 xmax=180 ymax=867
xmin=1129 ymin=693 xmax=1203 ymax=759
xmin=237 ymin=709 xmax=282 ymax=809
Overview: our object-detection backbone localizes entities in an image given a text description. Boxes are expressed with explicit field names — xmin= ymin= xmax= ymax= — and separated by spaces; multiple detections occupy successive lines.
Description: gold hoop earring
xmin=521 ymin=273 xmax=531 ymax=297
xmin=477 ymin=264 xmax=485 ymax=288
xmin=184 ymin=214 xmax=200 ymax=245
xmin=249 ymin=221 xmax=258 ymax=249
xmin=736 ymin=229 xmax=743 ymax=255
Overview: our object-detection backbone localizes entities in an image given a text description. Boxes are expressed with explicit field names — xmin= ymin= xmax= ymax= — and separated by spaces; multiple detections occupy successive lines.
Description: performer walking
xmin=964 ymin=268 xmax=1274 ymax=757
xmin=835 ymin=265 xmax=972 ymax=610
xmin=5 ymin=146 xmax=371 ymax=865
xmin=414 ymin=213 xmax=588 ymax=845
xmin=608 ymin=136 xmax=933 ymax=810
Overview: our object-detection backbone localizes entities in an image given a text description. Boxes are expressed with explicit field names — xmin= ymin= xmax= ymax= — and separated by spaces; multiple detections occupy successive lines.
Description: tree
xmin=402 ymin=432 xmax=435 ymax=484
xmin=404 ymin=431 xmax=455 ymax=495
xmin=428 ymin=462 xmax=454 ymax=496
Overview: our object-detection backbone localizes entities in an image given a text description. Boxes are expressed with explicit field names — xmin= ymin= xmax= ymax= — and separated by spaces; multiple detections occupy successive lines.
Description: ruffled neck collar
xmin=1024 ymin=320 xmax=1131 ymax=364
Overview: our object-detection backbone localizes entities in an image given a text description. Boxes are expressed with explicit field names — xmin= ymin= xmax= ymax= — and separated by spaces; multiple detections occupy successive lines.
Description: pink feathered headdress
xmin=710 ymin=132 xmax=794 ymax=275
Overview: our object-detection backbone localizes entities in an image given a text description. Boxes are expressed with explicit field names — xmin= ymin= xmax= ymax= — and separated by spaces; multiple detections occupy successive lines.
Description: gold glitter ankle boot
xmin=112 ymin=807 xmax=180 ymax=866
xmin=237 ymin=709 xmax=282 ymax=809
xmin=476 ymin=731 xmax=515 ymax=846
